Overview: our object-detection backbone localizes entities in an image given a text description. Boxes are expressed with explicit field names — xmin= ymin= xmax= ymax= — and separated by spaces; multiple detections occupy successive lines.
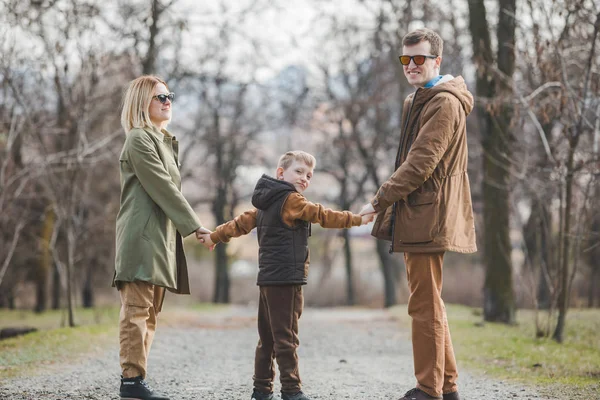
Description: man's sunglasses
xmin=152 ymin=92 xmax=175 ymax=104
xmin=399 ymin=55 xmax=438 ymax=66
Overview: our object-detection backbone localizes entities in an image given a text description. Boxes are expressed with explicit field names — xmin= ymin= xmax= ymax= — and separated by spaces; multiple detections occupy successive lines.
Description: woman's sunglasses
xmin=399 ymin=55 xmax=438 ymax=66
xmin=153 ymin=92 xmax=175 ymax=104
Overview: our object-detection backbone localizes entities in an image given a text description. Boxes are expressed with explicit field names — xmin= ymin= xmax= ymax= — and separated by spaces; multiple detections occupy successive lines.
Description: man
xmin=359 ymin=28 xmax=476 ymax=400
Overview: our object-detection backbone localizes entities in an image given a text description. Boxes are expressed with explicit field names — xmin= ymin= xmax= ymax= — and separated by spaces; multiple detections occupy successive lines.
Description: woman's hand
xmin=196 ymin=227 xmax=215 ymax=250
xmin=196 ymin=226 xmax=212 ymax=236
xmin=197 ymin=232 xmax=216 ymax=251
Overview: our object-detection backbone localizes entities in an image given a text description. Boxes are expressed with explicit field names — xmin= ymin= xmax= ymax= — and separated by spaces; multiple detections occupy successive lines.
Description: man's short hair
xmin=402 ymin=28 xmax=444 ymax=56
xmin=277 ymin=151 xmax=316 ymax=170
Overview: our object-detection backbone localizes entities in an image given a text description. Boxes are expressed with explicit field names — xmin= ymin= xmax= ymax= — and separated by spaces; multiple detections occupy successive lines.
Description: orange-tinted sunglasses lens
xmin=399 ymin=55 xmax=429 ymax=65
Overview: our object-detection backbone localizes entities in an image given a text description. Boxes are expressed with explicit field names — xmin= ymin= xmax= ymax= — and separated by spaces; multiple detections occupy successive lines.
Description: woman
xmin=113 ymin=75 xmax=209 ymax=400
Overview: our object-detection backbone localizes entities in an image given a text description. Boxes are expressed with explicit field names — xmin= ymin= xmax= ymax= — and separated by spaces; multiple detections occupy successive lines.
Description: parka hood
xmin=251 ymin=174 xmax=297 ymax=211
xmin=412 ymin=75 xmax=474 ymax=115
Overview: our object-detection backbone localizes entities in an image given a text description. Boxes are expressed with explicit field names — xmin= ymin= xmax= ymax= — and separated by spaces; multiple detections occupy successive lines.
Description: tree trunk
xmin=212 ymin=189 xmax=230 ymax=304
xmin=66 ymin=221 xmax=76 ymax=327
xmin=8 ymin=292 xmax=15 ymax=309
xmin=82 ymin=263 xmax=94 ymax=308
xmin=341 ymin=229 xmax=355 ymax=306
xmin=468 ymin=0 xmax=516 ymax=324
xmin=213 ymin=243 xmax=230 ymax=304
xmin=524 ymin=198 xmax=551 ymax=309
xmin=52 ymin=262 xmax=61 ymax=310
xmin=553 ymin=146 xmax=576 ymax=343
xmin=35 ymin=206 xmax=55 ymax=313
xmin=589 ymin=266 xmax=599 ymax=308
xmin=482 ymin=110 xmax=516 ymax=322
xmin=142 ymin=0 xmax=161 ymax=74
xmin=376 ymin=240 xmax=398 ymax=308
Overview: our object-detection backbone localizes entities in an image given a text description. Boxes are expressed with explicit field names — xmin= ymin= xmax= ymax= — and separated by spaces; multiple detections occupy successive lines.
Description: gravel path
xmin=0 ymin=306 xmax=554 ymax=400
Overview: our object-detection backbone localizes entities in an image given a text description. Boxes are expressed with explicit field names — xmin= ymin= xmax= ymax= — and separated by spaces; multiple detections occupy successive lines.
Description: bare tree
xmin=551 ymin=7 xmax=600 ymax=343
xmin=467 ymin=0 xmax=517 ymax=324
xmin=2 ymin=0 xmax=131 ymax=321
xmin=173 ymin=1 xmax=276 ymax=303
xmin=496 ymin=0 xmax=599 ymax=340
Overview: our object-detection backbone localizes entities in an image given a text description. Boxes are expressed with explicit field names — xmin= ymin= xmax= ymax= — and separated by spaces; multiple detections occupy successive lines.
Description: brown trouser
xmin=118 ymin=280 xmax=165 ymax=379
xmin=253 ymin=285 xmax=304 ymax=394
xmin=404 ymin=252 xmax=458 ymax=398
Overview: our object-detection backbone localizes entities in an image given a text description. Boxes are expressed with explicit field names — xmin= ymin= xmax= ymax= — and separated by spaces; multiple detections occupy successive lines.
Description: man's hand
xmin=359 ymin=202 xmax=376 ymax=216
xmin=360 ymin=213 xmax=375 ymax=225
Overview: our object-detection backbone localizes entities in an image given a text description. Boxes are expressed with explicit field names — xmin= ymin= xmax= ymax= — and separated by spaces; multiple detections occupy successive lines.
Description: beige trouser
xmin=119 ymin=280 xmax=165 ymax=379
xmin=404 ymin=252 xmax=458 ymax=398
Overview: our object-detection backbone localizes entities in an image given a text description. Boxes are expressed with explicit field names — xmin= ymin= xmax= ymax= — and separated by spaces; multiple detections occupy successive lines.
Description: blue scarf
xmin=424 ymin=75 xmax=443 ymax=88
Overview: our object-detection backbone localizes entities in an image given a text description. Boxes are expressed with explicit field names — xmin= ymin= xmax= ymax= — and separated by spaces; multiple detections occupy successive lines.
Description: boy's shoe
xmin=281 ymin=391 xmax=311 ymax=400
xmin=119 ymin=376 xmax=169 ymax=400
xmin=399 ymin=388 xmax=442 ymax=400
xmin=443 ymin=392 xmax=460 ymax=400
xmin=252 ymin=389 xmax=276 ymax=400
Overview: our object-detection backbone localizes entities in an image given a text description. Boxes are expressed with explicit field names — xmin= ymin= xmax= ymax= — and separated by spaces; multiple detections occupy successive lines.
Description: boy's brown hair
xmin=402 ymin=28 xmax=444 ymax=56
xmin=277 ymin=151 xmax=316 ymax=171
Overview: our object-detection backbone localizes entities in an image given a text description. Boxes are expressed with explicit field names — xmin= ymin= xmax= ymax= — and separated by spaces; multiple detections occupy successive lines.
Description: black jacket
xmin=252 ymin=175 xmax=310 ymax=285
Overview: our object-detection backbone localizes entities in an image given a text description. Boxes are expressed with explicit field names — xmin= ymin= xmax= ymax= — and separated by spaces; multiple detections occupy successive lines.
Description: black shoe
xmin=399 ymin=388 xmax=442 ymax=400
xmin=120 ymin=376 xmax=170 ymax=400
xmin=281 ymin=391 xmax=311 ymax=400
xmin=252 ymin=389 xmax=276 ymax=400
xmin=443 ymin=392 xmax=460 ymax=400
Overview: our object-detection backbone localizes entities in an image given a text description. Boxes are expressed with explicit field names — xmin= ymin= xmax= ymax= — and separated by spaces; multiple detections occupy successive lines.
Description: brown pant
xmin=118 ymin=280 xmax=165 ymax=379
xmin=404 ymin=252 xmax=458 ymax=397
xmin=253 ymin=285 xmax=304 ymax=394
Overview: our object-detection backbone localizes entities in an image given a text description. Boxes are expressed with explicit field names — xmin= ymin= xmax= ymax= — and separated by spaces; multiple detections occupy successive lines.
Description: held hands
xmin=360 ymin=213 xmax=375 ymax=225
xmin=359 ymin=202 xmax=376 ymax=216
xmin=198 ymin=233 xmax=215 ymax=251
xmin=196 ymin=227 xmax=216 ymax=251
xmin=358 ymin=202 xmax=376 ymax=226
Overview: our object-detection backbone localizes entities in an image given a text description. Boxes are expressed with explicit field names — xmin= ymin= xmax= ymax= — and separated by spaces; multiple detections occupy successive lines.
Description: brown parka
xmin=370 ymin=76 xmax=477 ymax=254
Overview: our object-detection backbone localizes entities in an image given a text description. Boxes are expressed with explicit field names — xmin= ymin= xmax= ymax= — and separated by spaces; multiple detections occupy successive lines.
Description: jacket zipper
xmin=389 ymin=89 xmax=420 ymax=254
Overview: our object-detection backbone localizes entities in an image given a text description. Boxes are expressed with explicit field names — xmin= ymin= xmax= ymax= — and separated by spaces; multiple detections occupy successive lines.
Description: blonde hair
xmin=121 ymin=75 xmax=169 ymax=133
xmin=277 ymin=151 xmax=316 ymax=171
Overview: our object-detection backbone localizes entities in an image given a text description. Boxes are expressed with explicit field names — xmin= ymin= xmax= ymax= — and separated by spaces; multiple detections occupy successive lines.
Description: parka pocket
xmin=397 ymin=191 xmax=438 ymax=244
xmin=371 ymin=206 xmax=393 ymax=241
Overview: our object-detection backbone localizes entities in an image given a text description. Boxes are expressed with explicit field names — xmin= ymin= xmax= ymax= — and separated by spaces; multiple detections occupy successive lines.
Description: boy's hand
xmin=360 ymin=213 xmax=375 ymax=225
xmin=198 ymin=232 xmax=216 ymax=251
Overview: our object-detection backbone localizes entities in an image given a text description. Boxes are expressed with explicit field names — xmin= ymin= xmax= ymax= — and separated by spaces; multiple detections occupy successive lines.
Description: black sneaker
xmin=119 ymin=376 xmax=170 ymax=400
xmin=281 ymin=391 xmax=311 ymax=400
xmin=251 ymin=389 xmax=276 ymax=400
xmin=443 ymin=392 xmax=460 ymax=400
xmin=399 ymin=388 xmax=442 ymax=400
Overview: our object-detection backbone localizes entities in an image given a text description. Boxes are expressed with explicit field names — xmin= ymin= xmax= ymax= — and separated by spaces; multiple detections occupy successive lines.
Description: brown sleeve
xmin=210 ymin=209 xmax=258 ymax=244
xmin=282 ymin=193 xmax=362 ymax=228
xmin=372 ymin=93 xmax=461 ymax=212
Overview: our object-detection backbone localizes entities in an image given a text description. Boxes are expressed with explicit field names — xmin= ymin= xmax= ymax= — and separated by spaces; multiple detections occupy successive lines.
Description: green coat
xmin=113 ymin=127 xmax=201 ymax=294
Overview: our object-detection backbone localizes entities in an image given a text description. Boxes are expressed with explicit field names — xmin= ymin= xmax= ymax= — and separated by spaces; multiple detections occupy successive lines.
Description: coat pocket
xmin=371 ymin=206 xmax=393 ymax=241
xmin=397 ymin=191 xmax=438 ymax=244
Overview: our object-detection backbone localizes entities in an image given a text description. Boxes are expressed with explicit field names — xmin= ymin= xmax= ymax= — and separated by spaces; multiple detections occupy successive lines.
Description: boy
xmin=198 ymin=151 xmax=373 ymax=400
